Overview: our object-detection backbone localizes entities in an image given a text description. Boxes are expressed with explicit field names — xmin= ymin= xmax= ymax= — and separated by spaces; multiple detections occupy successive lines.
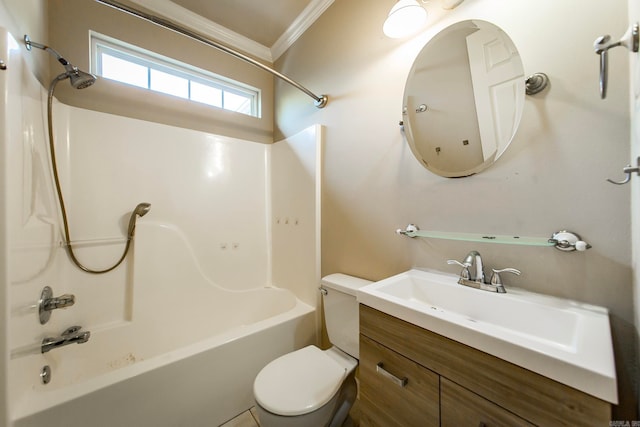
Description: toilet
xmin=253 ymin=273 xmax=372 ymax=427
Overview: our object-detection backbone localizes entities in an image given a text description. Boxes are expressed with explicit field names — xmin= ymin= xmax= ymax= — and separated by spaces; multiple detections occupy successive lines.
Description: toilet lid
xmin=254 ymin=345 xmax=347 ymax=416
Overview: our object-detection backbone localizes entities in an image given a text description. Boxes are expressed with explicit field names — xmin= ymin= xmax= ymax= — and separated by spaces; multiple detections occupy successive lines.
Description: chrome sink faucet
xmin=447 ymin=250 xmax=485 ymax=283
xmin=464 ymin=250 xmax=484 ymax=283
xmin=447 ymin=251 xmax=520 ymax=293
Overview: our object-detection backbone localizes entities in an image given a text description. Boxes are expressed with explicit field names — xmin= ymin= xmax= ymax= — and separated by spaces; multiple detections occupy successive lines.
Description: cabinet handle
xmin=376 ymin=362 xmax=408 ymax=387
xmin=478 ymin=423 xmax=487 ymax=427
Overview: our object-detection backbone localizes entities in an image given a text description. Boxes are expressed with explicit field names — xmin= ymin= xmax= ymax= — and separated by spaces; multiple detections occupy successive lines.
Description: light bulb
xmin=383 ymin=0 xmax=427 ymax=39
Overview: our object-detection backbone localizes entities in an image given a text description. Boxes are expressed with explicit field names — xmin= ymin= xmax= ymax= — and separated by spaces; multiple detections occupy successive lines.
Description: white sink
xmin=357 ymin=269 xmax=618 ymax=404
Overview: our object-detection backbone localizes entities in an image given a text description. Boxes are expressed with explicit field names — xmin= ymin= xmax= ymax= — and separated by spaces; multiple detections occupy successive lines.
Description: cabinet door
xmin=441 ymin=378 xmax=534 ymax=427
xmin=359 ymin=335 xmax=439 ymax=427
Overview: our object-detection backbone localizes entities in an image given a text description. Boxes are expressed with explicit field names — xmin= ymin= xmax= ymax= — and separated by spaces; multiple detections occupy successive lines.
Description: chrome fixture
xmin=525 ymin=72 xmax=549 ymax=95
xmin=93 ymin=0 xmax=328 ymax=108
xmin=395 ymin=223 xmax=419 ymax=236
xmin=447 ymin=250 xmax=485 ymax=284
xmin=447 ymin=251 xmax=520 ymax=293
xmin=127 ymin=202 xmax=151 ymax=237
xmin=40 ymin=365 xmax=52 ymax=384
xmin=376 ymin=362 xmax=408 ymax=387
xmin=607 ymin=156 xmax=640 ymax=185
xmin=0 ymin=59 xmax=6 ymax=70
xmin=593 ymin=22 xmax=639 ymax=99
xmin=489 ymin=268 xmax=521 ymax=291
xmin=550 ymin=230 xmax=592 ymax=252
xmin=24 ymin=35 xmax=96 ymax=89
xmin=41 ymin=326 xmax=90 ymax=353
xmin=38 ymin=286 xmax=75 ymax=325
xmin=24 ymin=34 xmax=151 ymax=274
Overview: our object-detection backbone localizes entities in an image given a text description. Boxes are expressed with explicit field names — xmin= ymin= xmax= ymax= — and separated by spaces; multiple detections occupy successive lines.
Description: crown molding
xmin=129 ymin=0 xmax=274 ymax=62
xmin=271 ymin=0 xmax=335 ymax=61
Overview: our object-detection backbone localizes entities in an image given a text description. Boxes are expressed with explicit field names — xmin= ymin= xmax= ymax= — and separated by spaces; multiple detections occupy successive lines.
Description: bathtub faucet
xmin=41 ymin=326 xmax=90 ymax=353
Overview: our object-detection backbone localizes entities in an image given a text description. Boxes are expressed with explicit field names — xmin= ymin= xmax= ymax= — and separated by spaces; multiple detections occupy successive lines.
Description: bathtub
xmin=9 ymin=223 xmax=317 ymax=427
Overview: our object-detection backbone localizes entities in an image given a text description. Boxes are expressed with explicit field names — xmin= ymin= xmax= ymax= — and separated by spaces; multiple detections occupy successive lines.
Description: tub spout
xmin=41 ymin=326 xmax=90 ymax=353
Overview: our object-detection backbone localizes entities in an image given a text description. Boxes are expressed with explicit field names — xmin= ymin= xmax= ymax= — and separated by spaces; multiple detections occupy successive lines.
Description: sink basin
xmin=357 ymin=269 xmax=617 ymax=404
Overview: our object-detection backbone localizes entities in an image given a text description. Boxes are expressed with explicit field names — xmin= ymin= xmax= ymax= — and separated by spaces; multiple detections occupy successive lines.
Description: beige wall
xmin=276 ymin=0 xmax=637 ymax=415
xmin=47 ymin=0 xmax=274 ymax=143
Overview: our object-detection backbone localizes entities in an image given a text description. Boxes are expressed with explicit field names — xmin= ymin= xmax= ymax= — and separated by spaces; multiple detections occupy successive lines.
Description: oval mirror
xmin=403 ymin=20 xmax=525 ymax=177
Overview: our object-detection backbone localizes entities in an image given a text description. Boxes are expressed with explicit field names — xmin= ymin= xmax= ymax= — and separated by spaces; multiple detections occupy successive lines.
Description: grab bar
xmin=59 ymin=236 xmax=128 ymax=247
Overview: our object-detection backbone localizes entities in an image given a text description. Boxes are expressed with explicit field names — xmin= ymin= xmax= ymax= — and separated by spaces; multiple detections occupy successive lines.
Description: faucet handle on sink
xmin=447 ymin=259 xmax=471 ymax=280
xmin=490 ymin=268 xmax=521 ymax=285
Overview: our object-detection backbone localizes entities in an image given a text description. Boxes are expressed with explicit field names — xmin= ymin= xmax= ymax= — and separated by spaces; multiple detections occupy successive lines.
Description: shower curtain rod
xmin=94 ymin=0 xmax=328 ymax=108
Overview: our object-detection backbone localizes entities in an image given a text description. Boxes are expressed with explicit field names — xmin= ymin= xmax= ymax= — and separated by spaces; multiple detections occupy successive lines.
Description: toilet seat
xmin=253 ymin=345 xmax=348 ymax=416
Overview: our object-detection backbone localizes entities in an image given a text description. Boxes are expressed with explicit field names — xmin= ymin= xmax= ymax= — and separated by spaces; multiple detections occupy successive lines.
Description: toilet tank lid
xmin=321 ymin=273 xmax=372 ymax=296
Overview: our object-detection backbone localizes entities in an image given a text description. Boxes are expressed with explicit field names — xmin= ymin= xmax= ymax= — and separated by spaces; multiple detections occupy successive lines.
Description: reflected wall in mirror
xmin=403 ymin=20 xmax=525 ymax=177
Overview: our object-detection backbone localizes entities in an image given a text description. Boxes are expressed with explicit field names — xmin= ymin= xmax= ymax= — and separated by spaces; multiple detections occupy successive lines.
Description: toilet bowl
xmin=253 ymin=273 xmax=371 ymax=427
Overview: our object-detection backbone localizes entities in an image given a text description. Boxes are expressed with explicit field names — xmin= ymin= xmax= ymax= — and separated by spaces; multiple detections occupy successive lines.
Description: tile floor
xmin=219 ymin=402 xmax=361 ymax=427
xmin=220 ymin=407 xmax=261 ymax=427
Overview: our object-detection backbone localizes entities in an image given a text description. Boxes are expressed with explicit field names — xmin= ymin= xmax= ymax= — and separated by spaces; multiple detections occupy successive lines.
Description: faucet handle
xmin=490 ymin=268 xmax=521 ymax=285
xmin=447 ymin=259 xmax=471 ymax=280
xmin=39 ymin=286 xmax=76 ymax=325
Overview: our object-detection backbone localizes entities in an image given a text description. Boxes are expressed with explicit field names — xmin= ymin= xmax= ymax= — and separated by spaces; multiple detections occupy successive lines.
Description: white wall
xmin=0 ymin=27 xmax=29 ymax=427
xmin=271 ymin=125 xmax=322 ymax=307
xmin=5 ymin=91 xmax=272 ymax=416
xmin=59 ymin=105 xmax=270 ymax=312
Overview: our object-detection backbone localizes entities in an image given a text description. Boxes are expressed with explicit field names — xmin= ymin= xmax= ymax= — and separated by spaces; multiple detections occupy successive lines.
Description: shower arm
xmin=94 ymin=0 xmax=329 ymax=109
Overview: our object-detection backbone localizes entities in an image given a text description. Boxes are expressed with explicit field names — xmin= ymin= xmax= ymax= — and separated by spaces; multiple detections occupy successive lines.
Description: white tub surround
xmin=1 ymin=26 xmax=322 ymax=427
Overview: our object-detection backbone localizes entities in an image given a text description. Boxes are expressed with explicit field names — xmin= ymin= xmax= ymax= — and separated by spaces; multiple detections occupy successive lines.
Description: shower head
xmin=134 ymin=203 xmax=151 ymax=217
xmin=127 ymin=202 xmax=151 ymax=238
xmin=24 ymin=35 xmax=97 ymax=89
xmin=68 ymin=69 xmax=97 ymax=89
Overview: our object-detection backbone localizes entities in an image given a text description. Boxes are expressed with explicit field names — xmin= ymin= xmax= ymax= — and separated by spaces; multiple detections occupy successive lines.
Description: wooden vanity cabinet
xmin=359 ymin=335 xmax=439 ymax=426
xmin=440 ymin=378 xmax=533 ymax=427
xmin=358 ymin=304 xmax=612 ymax=427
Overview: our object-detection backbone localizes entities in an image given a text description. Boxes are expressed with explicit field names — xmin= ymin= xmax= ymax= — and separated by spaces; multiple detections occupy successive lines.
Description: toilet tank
xmin=321 ymin=273 xmax=372 ymax=360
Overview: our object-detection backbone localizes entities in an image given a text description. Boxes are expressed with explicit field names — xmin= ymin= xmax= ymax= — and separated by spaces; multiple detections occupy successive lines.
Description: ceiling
xmin=129 ymin=0 xmax=335 ymax=62
xmin=171 ymin=0 xmax=310 ymax=47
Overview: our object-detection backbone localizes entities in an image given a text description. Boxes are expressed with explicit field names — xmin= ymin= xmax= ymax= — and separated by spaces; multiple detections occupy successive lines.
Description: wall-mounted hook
xmin=594 ymin=22 xmax=639 ymax=99
xmin=607 ymin=157 xmax=640 ymax=185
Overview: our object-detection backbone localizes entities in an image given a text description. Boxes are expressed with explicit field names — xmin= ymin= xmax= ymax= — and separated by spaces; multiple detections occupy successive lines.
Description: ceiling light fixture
xmin=383 ymin=0 xmax=427 ymax=39
xmin=383 ymin=0 xmax=466 ymax=38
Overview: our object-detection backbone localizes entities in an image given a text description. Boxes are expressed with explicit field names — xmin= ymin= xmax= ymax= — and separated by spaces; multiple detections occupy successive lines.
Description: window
xmin=90 ymin=32 xmax=260 ymax=117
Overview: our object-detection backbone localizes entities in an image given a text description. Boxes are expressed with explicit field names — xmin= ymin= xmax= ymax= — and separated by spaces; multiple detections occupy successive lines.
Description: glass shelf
xmin=395 ymin=225 xmax=590 ymax=251
xmin=401 ymin=229 xmax=555 ymax=246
